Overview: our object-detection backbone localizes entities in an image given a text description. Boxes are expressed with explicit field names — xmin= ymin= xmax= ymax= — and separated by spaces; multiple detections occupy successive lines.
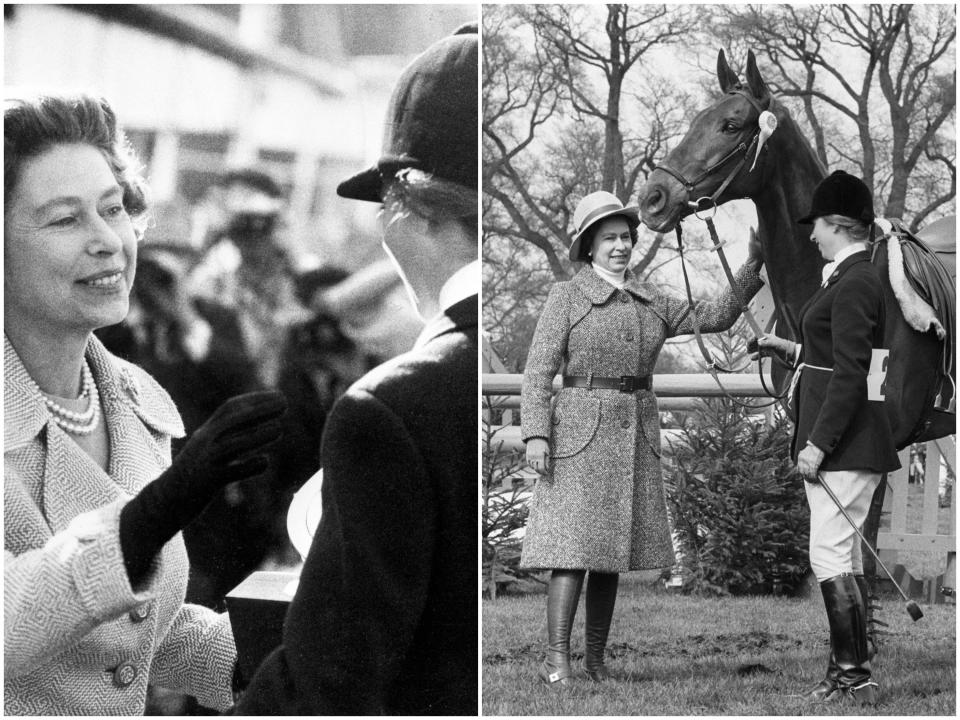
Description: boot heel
xmin=576 ymin=657 xmax=611 ymax=682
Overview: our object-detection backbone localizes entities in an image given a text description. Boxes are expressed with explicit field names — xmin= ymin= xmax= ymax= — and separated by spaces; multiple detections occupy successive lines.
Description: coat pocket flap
xmin=550 ymin=393 xmax=601 ymax=459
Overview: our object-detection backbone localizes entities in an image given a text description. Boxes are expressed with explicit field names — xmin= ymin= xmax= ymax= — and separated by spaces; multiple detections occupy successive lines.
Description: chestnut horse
xmin=639 ymin=49 xmax=954 ymax=448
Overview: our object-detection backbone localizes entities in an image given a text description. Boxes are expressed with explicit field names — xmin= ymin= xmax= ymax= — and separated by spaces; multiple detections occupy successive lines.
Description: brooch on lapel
xmin=118 ymin=368 xmax=142 ymax=405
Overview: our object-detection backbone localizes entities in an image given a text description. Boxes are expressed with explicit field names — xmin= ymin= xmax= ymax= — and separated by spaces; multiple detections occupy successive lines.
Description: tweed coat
xmin=520 ymin=263 xmax=763 ymax=572
xmin=4 ymin=335 xmax=237 ymax=715
xmin=232 ymin=296 xmax=478 ymax=716
xmin=791 ymin=251 xmax=901 ymax=472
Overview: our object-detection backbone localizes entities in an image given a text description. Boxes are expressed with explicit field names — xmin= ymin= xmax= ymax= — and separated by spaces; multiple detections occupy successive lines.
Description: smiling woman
xmin=3 ymin=92 xmax=287 ymax=715
xmin=5 ymin=144 xmax=138 ymax=351
xmin=519 ymin=189 xmax=765 ymax=687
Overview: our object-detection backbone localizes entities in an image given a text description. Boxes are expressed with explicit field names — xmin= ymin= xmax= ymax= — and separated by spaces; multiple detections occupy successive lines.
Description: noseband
xmin=655 ymin=90 xmax=774 ymax=212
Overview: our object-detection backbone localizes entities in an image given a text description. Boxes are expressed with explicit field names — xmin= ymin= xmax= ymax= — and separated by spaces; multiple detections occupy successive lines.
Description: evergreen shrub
xmin=663 ymin=399 xmax=810 ymax=596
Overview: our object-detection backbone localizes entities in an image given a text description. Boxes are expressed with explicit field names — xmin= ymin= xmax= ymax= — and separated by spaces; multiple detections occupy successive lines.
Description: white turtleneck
xmin=821 ymin=242 xmax=869 ymax=286
xmin=592 ymin=263 xmax=626 ymax=289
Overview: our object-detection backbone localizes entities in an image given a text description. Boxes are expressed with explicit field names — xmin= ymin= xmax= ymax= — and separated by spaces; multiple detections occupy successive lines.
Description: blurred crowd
xmin=96 ymin=166 xmax=423 ymax=612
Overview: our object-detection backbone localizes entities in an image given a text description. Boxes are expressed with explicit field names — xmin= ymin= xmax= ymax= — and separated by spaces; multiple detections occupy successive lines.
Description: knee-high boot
xmin=820 ymin=574 xmax=878 ymax=705
xmin=539 ymin=569 xmax=585 ymax=686
xmin=581 ymin=571 xmax=619 ymax=681
xmin=804 ymin=629 xmax=840 ymax=699
xmin=855 ymin=574 xmax=884 ymax=659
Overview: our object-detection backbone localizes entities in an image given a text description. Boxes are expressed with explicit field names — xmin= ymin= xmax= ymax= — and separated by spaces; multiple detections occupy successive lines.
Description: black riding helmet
xmin=798 ymin=170 xmax=874 ymax=225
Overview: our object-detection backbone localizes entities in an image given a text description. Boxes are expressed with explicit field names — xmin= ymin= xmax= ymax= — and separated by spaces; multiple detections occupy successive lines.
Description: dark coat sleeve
xmin=230 ymin=389 xmax=435 ymax=715
xmin=807 ymin=270 xmax=882 ymax=454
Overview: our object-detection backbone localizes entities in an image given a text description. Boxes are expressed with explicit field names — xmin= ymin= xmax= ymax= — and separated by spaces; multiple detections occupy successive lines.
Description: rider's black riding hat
xmin=798 ymin=169 xmax=875 ymax=225
xmin=336 ymin=23 xmax=478 ymax=203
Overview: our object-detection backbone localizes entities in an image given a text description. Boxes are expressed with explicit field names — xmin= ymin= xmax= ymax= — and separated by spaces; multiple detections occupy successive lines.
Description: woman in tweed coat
xmin=4 ymin=92 xmax=285 ymax=714
xmin=521 ymin=191 xmax=763 ymax=686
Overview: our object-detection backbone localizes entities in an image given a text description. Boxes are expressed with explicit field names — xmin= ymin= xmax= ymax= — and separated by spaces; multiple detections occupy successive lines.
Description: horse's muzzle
xmin=639 ymin=168 xmax=689 ymax=232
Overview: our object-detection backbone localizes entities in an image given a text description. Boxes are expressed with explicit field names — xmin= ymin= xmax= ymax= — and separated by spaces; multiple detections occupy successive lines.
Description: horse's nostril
xmin=646 ymin=187 xmax=666 ymax=214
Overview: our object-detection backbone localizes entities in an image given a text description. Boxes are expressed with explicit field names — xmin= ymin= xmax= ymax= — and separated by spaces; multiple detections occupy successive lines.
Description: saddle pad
xmin=881 ymin=218 xmax=955 ymax=411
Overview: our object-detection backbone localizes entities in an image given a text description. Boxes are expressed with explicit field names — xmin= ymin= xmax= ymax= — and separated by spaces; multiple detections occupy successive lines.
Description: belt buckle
xmin=618 ymin=375 xmax=635 ymax=393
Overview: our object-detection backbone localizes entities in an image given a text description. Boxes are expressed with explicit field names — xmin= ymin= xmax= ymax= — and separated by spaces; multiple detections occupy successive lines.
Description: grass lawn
xmin=482 ymin=575 xmax=955 ymax=716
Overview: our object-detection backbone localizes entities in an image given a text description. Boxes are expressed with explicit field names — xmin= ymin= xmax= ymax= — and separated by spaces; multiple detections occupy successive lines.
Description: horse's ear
xmin=717 ymin=49 xmax=741 ymax=93
xmin=745 ymin=50 xmax=771 ymax=103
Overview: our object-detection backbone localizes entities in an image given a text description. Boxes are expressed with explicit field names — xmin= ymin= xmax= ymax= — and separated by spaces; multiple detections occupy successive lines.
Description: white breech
xmin=805 ymin=470 xmax=882 ymax=581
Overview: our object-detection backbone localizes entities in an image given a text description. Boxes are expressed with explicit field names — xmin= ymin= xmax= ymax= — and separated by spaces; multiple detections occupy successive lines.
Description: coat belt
xmin=563 ymin=374 xmax=652 ymax=393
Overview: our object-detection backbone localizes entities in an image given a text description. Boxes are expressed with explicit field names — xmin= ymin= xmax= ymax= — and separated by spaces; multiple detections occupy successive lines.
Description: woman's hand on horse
xmin=797 ymin=442 xmax=825 ymax=482
xmin=746 ymin=228 xmax=763 ymax=268
xmin=526 ymin=438 xmax=551 ymax=476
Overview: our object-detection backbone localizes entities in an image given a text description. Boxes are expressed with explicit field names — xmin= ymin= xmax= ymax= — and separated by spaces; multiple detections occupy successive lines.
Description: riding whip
xmin=817 ymin=472 xmax=923 ymax=621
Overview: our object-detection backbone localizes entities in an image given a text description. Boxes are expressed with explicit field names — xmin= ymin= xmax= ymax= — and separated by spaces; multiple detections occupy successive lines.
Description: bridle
xmin=653 ymin=90 xmax=790 ymax=406
xmin=654 ymin=89 xmax=773 ymax=215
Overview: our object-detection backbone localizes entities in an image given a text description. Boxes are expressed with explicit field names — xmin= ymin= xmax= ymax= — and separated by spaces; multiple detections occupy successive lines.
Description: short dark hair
xmin=575 ymin=215 xmax=638 ymax=262
xmin=218 ymin=168 xmax=284 ymax=199
xmin=4 ymin=92 xmax=148 ymax=228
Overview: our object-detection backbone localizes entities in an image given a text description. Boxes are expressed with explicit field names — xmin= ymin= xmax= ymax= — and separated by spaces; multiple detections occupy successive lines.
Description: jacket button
xmin=621 ymin=420 xmax=631 ymax=429
xmin=129 ymin=605 xmax=151 ymax=623
xmin=619 ymin=293 xmax=630 ymax=303
xmin=113 ymin=662 xmax=137 ymax=688
xmin=624 ymin=333 xmax=634 ymax=341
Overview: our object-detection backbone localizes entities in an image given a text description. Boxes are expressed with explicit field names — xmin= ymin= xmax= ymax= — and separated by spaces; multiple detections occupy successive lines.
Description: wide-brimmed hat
xmin=337 ymin=24 xmax=477 ymax=202
xmin=568 ymin=191 xmax=640 ymax=262
xmin=798 ymin=169 xmax=874 ymax=225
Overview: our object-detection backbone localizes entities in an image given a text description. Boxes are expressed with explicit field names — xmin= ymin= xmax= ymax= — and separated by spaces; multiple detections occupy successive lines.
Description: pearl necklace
xmin=32 ymin=361 xmax=101 ymax=435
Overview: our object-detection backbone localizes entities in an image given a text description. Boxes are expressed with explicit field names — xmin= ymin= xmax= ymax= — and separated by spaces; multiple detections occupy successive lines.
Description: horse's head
xmin=640 ymin=50 xmax=782 ymax=233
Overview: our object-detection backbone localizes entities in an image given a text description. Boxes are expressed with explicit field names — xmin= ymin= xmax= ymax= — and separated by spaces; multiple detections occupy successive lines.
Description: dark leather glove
xmin=750 ymin=333 xmax=797 ymax=365
xmin=119 ymin=390 xmax=287 ymax=586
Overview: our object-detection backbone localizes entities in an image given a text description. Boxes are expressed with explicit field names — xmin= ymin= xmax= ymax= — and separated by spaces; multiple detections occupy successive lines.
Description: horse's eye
xmin=722 ymin=121 xmax=739 ymax=134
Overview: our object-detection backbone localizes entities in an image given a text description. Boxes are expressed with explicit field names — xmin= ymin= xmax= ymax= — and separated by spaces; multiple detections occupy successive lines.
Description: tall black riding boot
xmin=855 ymin=574 xmax=885 ymax=659
xmin=540 ymin=569 xmax=585 ymax=686
xmin=580 ymin=571 xmax=619 ymax=682
xmin=821 ymin=574 xmax=878 ymax=705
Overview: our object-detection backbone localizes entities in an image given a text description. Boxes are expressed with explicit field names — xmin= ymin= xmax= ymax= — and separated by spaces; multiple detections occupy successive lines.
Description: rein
xmin=660 ymin=91 xmax=790 ymax=406
xmin=674 ymin=221 xmax=784 ymax=409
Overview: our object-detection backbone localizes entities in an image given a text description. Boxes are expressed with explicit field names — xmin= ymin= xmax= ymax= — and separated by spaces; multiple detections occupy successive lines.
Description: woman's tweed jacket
xmin=4 ymin=335 xmax=237 ymax=715
xmin=520 ymin=262 xmax=763 ymax=572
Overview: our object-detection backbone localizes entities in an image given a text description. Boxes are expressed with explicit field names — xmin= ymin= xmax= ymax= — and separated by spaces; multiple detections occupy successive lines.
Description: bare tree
xmin=717 ymin=4 xmax=955 ymax=230
xmin=529 ymin=4 xmax=696 ymax=197
xmin=483 ymin=4 xmax=698 ymax=280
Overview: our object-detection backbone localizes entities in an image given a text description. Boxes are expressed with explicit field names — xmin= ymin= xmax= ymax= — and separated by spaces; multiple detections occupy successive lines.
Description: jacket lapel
xmin=798 ymin=251 xmax=871 ymax=326
xmin=85 ymin=336 xmax=175 ymax=495
xmin=573 ymin=266 xmax=655 ymax=303
xmin=823 ymin=250 xmax=870 ymax=289
xmin=569 ymin=267 xmax=655 ymax=328
xmin=5 ymin=335 xmax=180 ymax=532
xmin=3 ymin=336 xmax=48 ymax=453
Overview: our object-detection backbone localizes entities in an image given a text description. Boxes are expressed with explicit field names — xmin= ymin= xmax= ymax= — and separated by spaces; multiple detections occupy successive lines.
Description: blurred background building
xmin=4 ymin=3 xmax=476 ymax=268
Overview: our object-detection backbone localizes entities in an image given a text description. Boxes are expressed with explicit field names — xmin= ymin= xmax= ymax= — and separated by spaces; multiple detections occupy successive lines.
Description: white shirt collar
xmin=438 ymin=259 xmax=480 ymax=312
xmin=821 ymin=242 xmax=869 ymax=285
xmin=592 ymin=263 xmax=626 ymax=289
